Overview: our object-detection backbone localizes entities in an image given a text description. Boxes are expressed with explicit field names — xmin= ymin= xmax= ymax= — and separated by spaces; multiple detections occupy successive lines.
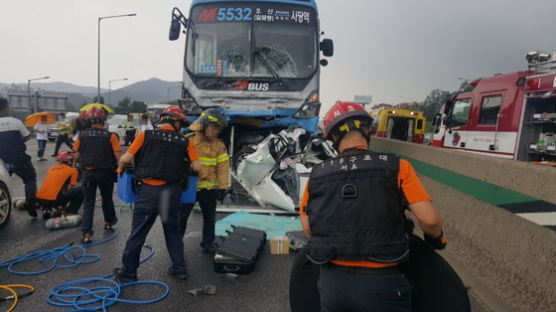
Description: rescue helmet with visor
xmin=198 ymin=108 xmax=228 ymax=129
xmin=157 ymin=106 xmax=189 ymax=129
xmin=323 ymin=101 xmax=374 ymax=143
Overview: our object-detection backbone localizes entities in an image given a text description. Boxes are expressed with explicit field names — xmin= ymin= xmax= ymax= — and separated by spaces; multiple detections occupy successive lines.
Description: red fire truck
xmin=432 ymin=51 xmax=556 ymax=165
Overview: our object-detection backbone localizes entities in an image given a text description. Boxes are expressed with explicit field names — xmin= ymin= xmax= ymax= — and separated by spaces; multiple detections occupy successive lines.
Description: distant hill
xmin=0 ymin=81 xmax=105 ymax=95
xmin=0 ymin=78 xmax=183 ymax=107
xmin=102 ymin=78 xmax=182 ymax=105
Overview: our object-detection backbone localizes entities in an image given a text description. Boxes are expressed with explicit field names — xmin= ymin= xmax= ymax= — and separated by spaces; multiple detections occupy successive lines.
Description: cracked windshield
xmin=186 ymin=5 xmax=317 ymax=79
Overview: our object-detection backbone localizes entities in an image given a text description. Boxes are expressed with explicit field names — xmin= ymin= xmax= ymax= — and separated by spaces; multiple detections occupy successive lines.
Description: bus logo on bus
xmin=198 ymin=8 xmax=218 ymax=22
xmin=248 ymin=83 xmax=270 ymax=91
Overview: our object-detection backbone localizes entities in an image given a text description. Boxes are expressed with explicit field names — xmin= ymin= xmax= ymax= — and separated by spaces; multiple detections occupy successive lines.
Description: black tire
xmin=232 ymin=146 xmax=256 ymax=172
xmin=0 ymin=182 xmax=12 ymax=229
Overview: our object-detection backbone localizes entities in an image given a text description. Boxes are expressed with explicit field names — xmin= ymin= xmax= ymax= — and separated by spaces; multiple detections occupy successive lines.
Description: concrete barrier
xmin=369 ymin=137 xmax=556 ymax=312
xmin=370 ymin=137 xmax=556 ymax=204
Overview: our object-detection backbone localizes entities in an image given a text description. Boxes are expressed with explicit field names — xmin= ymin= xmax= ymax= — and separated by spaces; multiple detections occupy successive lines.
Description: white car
xmin=0 ymin=160 xmax=13 ymax=229
xmin=107 ymin=114 xmax=129 ymax=141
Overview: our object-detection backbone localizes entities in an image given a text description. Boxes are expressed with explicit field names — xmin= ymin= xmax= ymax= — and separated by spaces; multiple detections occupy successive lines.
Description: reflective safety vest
xmin=306 ymin=149 xmax=409 ymax=263
xmin=78 ymin=128 xmax=116 ymax=169
xmin=189 ymin=132 xmax=230 ymax=190
xmin=135 ymin=129 xmax=190 ymax=185
xmin=124 ymin=123 xmax=136 ymax=131
xmin=58 ymin=121 xmax=71 ymax=136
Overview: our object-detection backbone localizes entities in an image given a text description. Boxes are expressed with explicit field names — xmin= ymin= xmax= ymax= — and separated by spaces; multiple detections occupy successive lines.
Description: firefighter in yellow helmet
xmin=180 ymin=108 xmax=230 ymax=254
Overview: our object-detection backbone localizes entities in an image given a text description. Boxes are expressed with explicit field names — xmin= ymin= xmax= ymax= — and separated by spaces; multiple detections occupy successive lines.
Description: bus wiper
xmin=253 ymin=48 xmax=287 ymax=87
xmin=189 ymin=19 xmax=199 ymax=56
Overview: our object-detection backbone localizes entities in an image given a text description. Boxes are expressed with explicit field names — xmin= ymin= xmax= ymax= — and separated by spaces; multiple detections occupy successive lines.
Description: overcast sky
xmin=1 ymin=0 xmax=555 ymax=113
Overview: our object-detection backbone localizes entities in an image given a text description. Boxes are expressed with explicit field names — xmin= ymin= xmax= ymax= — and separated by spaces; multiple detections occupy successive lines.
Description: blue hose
xmin=0 ymin=231 xmax=169 ymax=311
xmin=0 ymin=231 xmax=117 ymax=276
xmin=47 ymin=277 xmax=169 ymax=312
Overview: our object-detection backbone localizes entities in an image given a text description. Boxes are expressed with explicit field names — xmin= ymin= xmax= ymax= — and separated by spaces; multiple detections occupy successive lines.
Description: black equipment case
xmin=214 ymin=226 xmax=267 ymax=275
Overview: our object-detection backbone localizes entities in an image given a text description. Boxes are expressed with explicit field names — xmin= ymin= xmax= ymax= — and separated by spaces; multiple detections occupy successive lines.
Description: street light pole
xmin=108 ymin=77 xmax=128 ymax=106
xmin=27 ymin=76 xmax=50 ymax=114
xmin=97 ymin=13 xmax=137 ymax=102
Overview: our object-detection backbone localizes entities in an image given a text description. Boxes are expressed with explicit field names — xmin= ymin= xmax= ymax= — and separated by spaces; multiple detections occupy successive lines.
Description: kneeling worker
xmin=114 ymin=106 xmax=200 ymax=282
xmin=36 ymin=150 xmax=82 ymax=218
xmin=299 ymin=101 xmax=446 ymax=312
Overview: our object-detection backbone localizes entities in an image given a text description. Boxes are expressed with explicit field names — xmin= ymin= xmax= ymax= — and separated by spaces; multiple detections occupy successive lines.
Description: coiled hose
xmin=0 ymin=284 xmax=35 ymax=312
xmin=0 ymin=231 xmax=118 ymax=275
xmin=0 ymin=231 xmax=167 ymax=311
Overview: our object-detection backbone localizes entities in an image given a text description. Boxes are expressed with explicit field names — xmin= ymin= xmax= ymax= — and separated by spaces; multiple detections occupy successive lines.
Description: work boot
xmin=167 ymin=268 xmax=189 ymax=280
xmin=104 ymin=218 xmax=118 ymax=231
xmin=113 ymin=268 xmax=137 ymax=284
xmin=200 ymin=242 xmax=217 ymax=255
xmin=81 ymin=234 xmax=93 ymax=244
xmin=42 ymin=210 xmax=52 ymax=220
xmin=25 ymin=202 xmax=37 ymax=218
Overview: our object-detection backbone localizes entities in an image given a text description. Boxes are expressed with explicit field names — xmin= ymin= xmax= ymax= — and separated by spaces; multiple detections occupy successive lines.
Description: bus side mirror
xmin=169 ymin=19 xmax=181 ymax=41
xmin=320 ymin=39 xmax=334 ymax=57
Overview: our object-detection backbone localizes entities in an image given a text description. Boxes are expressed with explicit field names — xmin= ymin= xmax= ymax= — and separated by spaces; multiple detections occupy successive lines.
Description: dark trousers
xmin=123 ymin=131 xmax=135 ymax=146
xmin=318 ymin=265 xmax=412 ymax=312
xmin=37 ymin=140 xmax=47 ymax=158
xmin=53 ymin=135 xmax=73 ymax=155
xmin=179 ymin=189 xmax=217 ymax=247
xmin=37 ymin=186 xmax=83 ymax=214
xmin=1 ymin=154 xmax=37 ymax=204
xmin=122 ymin=184 xmax=186 ymax=275
xmin=81 ymin=168 xmax=117 ymax=235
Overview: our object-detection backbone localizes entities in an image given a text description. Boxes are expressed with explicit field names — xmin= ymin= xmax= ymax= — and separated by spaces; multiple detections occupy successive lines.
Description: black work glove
xmin=424 ymin=230 xmax=447 ymax=250
xmin=216 ymin=189 xmax=228 ymax=204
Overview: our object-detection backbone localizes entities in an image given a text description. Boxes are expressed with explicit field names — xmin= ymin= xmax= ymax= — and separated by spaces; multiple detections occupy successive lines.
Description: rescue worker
xmin=299 ymin=101 xmax=446 ymax=312
xmin=123 ymin=114 xmax=136 ymax=146
xmin=36 ymin=150 xmax=82 ymax=219
xmin=114 ymin=106 xmax=201 ymax=282
xmin=0 ymin=97 xmax=38 ymax=217
xmin=180 ymin=108 xmax=230 ymax=254
xmin=137 ymin=114 xmax=153 ymax=133
xmin=74 ymin=107 xmax=121 ymax=244
xmin=52 ymin=113 xmax=74 ymax=156
xmin=73 ymin=111 xmax=91 ymax=139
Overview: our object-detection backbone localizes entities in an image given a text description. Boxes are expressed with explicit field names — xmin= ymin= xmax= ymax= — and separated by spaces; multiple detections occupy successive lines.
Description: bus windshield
xmin=186 ymin=4 xmax=317 ymax=79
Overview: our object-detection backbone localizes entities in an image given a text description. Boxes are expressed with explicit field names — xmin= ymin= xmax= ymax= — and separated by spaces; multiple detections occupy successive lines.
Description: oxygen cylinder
xmin=45 ymin=215 xmax=82 ymax=231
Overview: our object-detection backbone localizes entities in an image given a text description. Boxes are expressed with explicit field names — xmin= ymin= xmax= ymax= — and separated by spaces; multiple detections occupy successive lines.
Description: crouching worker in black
xmin=299 ymin=101 xmax=446 ymax=312
xmin=114 ymin=106 xmax=201 ymax=283
xmin=35 ymin=150 xmax=82 ymax=219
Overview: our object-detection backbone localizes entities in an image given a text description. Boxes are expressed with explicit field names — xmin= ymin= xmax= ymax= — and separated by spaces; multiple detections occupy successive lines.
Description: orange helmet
xmin=85 ymin=107 xmax=108 ymax=122
xmin=79 ymin=110 xmax=87 ymax=120
xmin=56 ymin=150 xmax=74 ymax=163
xmin=159 ymin=106 xmax=189 ymax=127
xmin=323 ymin=101 xmax=373 ymax=140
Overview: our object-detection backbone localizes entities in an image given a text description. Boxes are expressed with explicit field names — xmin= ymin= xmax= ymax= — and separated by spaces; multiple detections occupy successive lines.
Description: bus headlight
xmin=294 ymin=91 xmax=321 ymax=119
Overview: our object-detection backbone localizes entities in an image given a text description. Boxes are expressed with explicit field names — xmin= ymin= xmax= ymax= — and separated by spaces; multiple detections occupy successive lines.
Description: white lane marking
xmin=516 ymin=212 xmax=556 ymax=226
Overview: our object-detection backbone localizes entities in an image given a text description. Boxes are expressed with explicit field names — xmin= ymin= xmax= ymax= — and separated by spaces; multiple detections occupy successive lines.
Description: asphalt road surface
xmin=0 ymin=140 xmax=492 ymax=312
